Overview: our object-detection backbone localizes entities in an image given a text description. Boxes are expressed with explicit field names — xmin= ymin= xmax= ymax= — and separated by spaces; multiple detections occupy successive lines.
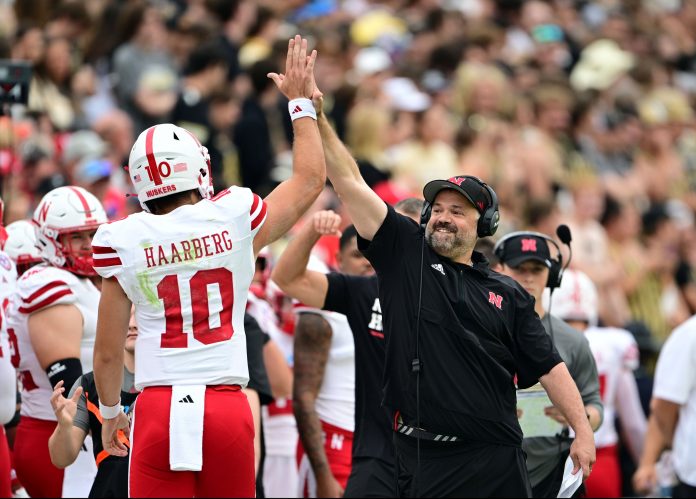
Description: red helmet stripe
xmin=68 ymin=187 xmax=93 ymax=220
xmin=145 ymin=126 xmax=163 ymax=186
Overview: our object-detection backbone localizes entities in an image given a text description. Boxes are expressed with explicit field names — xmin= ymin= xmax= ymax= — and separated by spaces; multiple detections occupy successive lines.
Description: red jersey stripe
xmin=251 ymin=202 xmax=267 ymax=231
xmin=22 ymin=281 xmax=69 ymax=304
xmin=93 ymin=257 xmax=122 ymax=267
xmin=92 ymin=246 xmax=117 ymax=255
xmin=19 ymin=289 xmax=73 ymax=314
xmin=250 ymin=194 xmax=260 ymax=215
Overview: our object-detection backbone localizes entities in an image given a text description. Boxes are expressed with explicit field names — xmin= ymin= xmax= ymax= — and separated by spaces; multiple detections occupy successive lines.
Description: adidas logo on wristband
xmin=288 ymin=98 xmax=317 ymax=121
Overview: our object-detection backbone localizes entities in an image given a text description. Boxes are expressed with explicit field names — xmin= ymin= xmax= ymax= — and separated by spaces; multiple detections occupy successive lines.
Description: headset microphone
xmin=556 ymin=224 xmax=571 ymax=245
xmin=555 ymin=224 xmax=573 ymax=276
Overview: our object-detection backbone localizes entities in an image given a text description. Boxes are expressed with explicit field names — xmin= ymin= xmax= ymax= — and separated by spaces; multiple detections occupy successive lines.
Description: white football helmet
xmin=33 ymin=186 xmax=107 ymax=276
xmin=548 ymin=269 xmax=599 ymax=327
xmin=5 ymin=220 xmax=43 ymax=275
xmin=128 ymin=124 xmax=213 ymax=212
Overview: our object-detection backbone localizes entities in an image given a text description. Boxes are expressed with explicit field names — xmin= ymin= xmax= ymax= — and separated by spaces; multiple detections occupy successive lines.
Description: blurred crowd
xmin=1 ymin=0 xmax=696 ymax=496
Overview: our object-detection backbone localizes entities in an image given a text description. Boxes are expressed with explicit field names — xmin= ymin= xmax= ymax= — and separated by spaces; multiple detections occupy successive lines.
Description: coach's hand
xmin=316 ymin=470 xmax=344 ymax=498
xmin=569 ymin=431 xmax=596 ymax=480
xmin=102 ymin=411 xmax=131 ymax=458
xmin=312 ymin=210 xmax=342 ymax=237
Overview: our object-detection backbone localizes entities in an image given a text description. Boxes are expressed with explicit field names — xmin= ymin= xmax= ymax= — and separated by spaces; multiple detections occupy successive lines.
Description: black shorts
xmin=344 ymin=456 xmax=396 ymax=498
xmin=394 ymin=432 xmax=532 ymax=498
xmin=88 ymin=458 xmax=129 ymax=498
xmin=674 ymin=478 xmax=696 ymax=499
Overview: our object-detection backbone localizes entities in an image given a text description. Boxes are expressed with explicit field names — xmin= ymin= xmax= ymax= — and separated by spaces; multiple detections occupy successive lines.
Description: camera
xmin=0 ymin=60 xmax=32 ymax=105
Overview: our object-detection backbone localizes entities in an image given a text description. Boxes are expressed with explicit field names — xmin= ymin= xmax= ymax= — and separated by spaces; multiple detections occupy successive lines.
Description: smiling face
xmin=425 ymin=189 xmax=479 ymax=262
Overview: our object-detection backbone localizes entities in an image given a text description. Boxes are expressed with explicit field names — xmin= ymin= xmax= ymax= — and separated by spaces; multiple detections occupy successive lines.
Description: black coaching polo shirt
xmin=357 ymin=206 xmax=562 ymax=447
xmin=323 ymin=274 xmax=393 ymax=462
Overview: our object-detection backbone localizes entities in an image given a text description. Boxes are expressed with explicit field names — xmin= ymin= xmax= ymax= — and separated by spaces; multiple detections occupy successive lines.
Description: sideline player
xmin=9 ymin=186 xmax=105 ymax=497
xmin=549 ymin=270 xmax=646 ymax=497
xmin=92 ymin=35 xmax=326 ymax=498
xmin=0 ymin=196 xmax=17 ymax=498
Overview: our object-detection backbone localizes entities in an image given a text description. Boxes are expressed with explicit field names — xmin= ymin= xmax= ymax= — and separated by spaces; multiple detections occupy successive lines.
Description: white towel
xmin=169 ymin=385 xmax=206 ymax=471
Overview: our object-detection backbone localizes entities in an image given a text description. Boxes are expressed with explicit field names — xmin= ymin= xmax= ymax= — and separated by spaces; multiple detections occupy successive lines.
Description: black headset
xmin=420 ymin=176 xmax=500 ymax=238
xmin=493 ymin=231 xmax=564 ymax=289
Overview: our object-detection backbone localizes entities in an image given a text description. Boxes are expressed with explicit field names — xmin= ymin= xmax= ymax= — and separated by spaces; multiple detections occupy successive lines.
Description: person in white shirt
xmin=549 ymin=269 xmax=646 ymax=498
xmin=651 ymin=314 xmax=696 ymax=498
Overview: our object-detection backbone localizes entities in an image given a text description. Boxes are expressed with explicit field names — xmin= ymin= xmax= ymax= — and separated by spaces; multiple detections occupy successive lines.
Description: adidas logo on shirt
xmin=431 ymin=263 xmax=445 ymax=276
xmin=179 ymin=395 xmax=194 ymax=404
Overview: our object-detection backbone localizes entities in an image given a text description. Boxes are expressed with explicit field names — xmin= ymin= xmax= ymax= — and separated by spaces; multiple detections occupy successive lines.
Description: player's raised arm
xmin=254 ymin=35 xmax=326 ymax=255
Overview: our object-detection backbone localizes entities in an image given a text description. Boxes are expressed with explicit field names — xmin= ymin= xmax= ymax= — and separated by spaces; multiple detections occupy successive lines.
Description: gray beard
xmin=425 ymin=226 xmax=475 ymax=260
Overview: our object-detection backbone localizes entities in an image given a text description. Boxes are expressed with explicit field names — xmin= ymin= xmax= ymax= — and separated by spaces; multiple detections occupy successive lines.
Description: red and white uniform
xmin=584 ymin=326 xmax=646 ymax=498
xmin=294 ymin=264 xmax=355 ymax=498
xmin=0 ymin=250 xmax=17 ymax=423
xmin=249 ymin=292 xmax=300 ymax=498
xmin=93 ymin=186 xmax=266 ymax=497
xmin=8 ymin=264 xmax=99 ymax=498
xmin=0 ymin=250 xmax=16 ymax=499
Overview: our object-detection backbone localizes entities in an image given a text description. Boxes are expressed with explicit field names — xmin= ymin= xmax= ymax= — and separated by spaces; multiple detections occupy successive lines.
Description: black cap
xmin=423 ymin=175 xmax=490 ymax=214
xmin=497 ymin=234 xmax=552 ymax=268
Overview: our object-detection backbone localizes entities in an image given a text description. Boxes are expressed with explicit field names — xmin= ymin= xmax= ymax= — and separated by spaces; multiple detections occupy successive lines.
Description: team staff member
xmin=495 ymin=233 xmax=603 ymax=497
xmin=48 ymin=310 xmax=140 ymax=498
xmin=297 ymin=81 xmax=596 ymax=496
xmin=273 ymin=202 xmax=424 ymax=498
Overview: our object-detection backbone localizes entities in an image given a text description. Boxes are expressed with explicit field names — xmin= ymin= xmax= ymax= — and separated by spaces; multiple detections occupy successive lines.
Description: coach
xmin=313 ymin=91 xmax=596 ymax=496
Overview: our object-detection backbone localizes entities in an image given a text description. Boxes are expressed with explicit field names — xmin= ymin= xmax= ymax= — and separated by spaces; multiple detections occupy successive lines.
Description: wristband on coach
xmin=288 ymin=98 xmax=317 ymax=121
xmin=99 ymin=400 xmax=123 ymax=420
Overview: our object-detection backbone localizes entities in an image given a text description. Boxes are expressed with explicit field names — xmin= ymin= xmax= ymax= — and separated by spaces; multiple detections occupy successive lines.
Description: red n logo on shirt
xmin=488 ymin=292 xmax=503 ymax=309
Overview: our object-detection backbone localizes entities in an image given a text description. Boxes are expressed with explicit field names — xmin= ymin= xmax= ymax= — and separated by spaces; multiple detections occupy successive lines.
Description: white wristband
xmin=288 ymin=98 xmax=317 ymax=121
xmin=99 ymin=400 xmax=122 ymax=420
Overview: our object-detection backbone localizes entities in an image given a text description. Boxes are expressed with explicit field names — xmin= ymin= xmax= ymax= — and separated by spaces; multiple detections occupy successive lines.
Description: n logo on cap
xmin=521 ymin=239 xmax=537 ymax=252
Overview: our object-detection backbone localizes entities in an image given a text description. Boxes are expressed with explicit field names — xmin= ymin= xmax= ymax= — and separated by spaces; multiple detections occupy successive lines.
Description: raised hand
xmin=51 ymin=380 xmax=82 ymax=428
xmin=311 ymin=210 xmax=342 ymax=237
xmin=267 ymin=35 xmax=317 ymax=100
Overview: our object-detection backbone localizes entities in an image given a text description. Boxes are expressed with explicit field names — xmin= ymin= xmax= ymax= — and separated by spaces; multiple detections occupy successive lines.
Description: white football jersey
xmin=0 ymin=252 xmax=17 ymax=424
xmin=292 ymin=256 xmax=355 ymax=433
xmin=7 ymin=264 xmax=100 ymax=420
xmin=248 ymin=293 xmax=299 ymax=457
xmin=584 ymin=326 xmax=639 ymax=447
xmin=0 ymin=250 xmax=17 ymax=310
xmin=92 ymin=186 xmax=267 ymax=390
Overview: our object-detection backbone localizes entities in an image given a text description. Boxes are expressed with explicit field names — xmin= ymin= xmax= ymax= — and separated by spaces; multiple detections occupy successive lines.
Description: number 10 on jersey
xmin=157 ymin=268 xmax=235 ymax=348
